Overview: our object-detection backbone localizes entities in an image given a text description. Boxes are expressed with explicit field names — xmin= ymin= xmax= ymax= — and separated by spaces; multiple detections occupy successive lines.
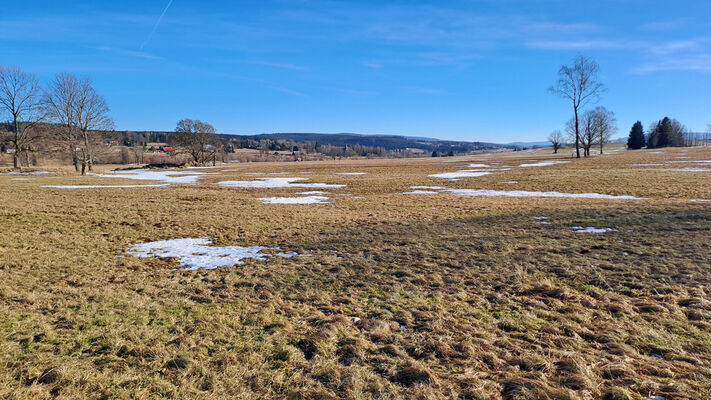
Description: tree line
xmin=626 ymin=117 xmax=704 ymax=149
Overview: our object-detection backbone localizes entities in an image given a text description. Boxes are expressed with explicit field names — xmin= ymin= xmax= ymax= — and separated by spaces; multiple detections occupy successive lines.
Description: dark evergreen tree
xmin=627 ymin=121 xmax=645 ymax=149
xmin=657 ymin=117 xmax=673 ymax=148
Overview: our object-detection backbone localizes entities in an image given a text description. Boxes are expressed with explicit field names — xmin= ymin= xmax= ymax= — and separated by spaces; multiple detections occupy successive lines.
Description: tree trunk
xmin=83 ymin=132 xmax=93 ymax=172
xmin=573 ymin=108 xmax=581 ymax=158
xmin=13 ymin=117 xmax=22 ymax=169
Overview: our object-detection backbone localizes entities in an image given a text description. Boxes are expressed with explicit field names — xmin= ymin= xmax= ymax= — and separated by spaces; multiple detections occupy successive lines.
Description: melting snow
xmin=295 ymin=190 xmax=331 ymax=195
xmin=128 ymin=237 xmax=306 ymax=270
xmin=519 ymin=160 xmax=570 ymax=168
xmin=1 ymin=171 xmax=53 ymax=175
xmin=43 ymin=184 xmax=169 ymax=189
xmin=217 ymin=177 xmax=345 ymax=189
xmin=571 ymin=226 xmax=615 ymax=233
xmin=467 ymin=163 xmax=490 ymax=168
xmin=631 ymin=163 xmax=664 ymax=167
xmin=444 ymin=188 xmax=643 ymax=200
xmin=411 ymin=186 xmax=446 ymax=190
xmin=429 ymin=170 xmax=492 ymax=179
xmin=407 ymin=186 xmax=644 ymax=200
xmin=690 ymin=199 xmax=711 ymax=203
xmin=335 ymin=172 xmax=367 ymax=175
xmin=258 ymin=196 xmax=330 ymax=204
xmin=402 ymin=190 xmax=440 ymax=194
xmin=96 ymin=169 xmax=216 ymax=184
xmin=675 ymin=168 xmax=711 ymax=172
xmin=502 ymin=181 xmax=518 ymax=184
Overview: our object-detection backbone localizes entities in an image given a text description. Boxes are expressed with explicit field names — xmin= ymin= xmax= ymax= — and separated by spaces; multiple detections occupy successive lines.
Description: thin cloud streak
xmin=140 ymin=0 xmax=174 ymax=50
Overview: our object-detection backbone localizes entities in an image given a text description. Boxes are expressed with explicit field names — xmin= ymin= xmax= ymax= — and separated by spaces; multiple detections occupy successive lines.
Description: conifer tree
xmin=627 ymin=121 xmax=645 ymax=149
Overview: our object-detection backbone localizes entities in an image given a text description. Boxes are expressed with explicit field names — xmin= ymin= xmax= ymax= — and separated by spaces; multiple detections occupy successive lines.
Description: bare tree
xmin=590 ymin=106 xmax=617 ymax=154
xmin=172 ymin=119 xmax=219 ymax=165
xmin=44 ymin=73 xmax=113 ymax=174
xmin=0 ymin=66 xmax=44 ymax=169
xmin=550 ymin=55 xmax=606 ymax=158
xmin=547 ymin=130 xmax=564 ymax=154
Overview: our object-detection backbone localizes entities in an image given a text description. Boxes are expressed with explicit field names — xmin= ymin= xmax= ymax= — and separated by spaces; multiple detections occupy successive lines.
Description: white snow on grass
xmin=674 ymin=168 xmax=711 ymax=172
xmin=444 ymin=188 xmax=643 ymax=200
xmin=411 ymin=186 xmax=446 ymax=190
xmin=128 ymin=237 xmax=306 ymax=270
xmin=0 ymin=171 xmax=53 ymax=175
xmin=399 ymin=186 xmax=643 ymax=200
xmin=295 ymin=191 xmax=331 ymax=195
xmin=217 ymin=177 xmax=345 ymax=189
xmin=690 ymin=199 xmax=711 ymax=203
xmin=502 ymin=181 xmax=518 ymax=184
xmin=665 ymin=160 xmax=711 ymax=164
xmin=96 ymin=169 xmax=216 ymax=184
xmin=258 ymin=196 xmax=330 ymax=204
xmin=518 ymin=160 xmax=570 ymax=168
xmin=467 ymin=163 xmax=490 ymax=168
xmin=429 ymin=170 xmax=492 ymax=179
xmin=571 ymin=226 xmax=615 ymax=233
xmin=334 ymin=172 xmax=367 ymax=175
xmin=631 ymin=163 xmax=664 ymax=167
xmin=43 ymin=184 xmax=169 ymax=189
xmin=401 ymin=190 xmax=440 ymax=194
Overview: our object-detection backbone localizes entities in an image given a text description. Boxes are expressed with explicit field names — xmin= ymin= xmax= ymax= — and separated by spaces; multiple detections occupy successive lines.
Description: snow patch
xmin=519 ymin=160 xmax=570 ymax=168
xmin=258 ymin=196 xmax=330 ymax=204
xmin=429 ymin=170 xmax=492 ymax=179
xmin=571 ymin=226 xmax=615 ymax=233
xmin=295 ymin=191 xmax=331 ymax=195
xmin=0 ymin=171 xmax=53 ymax=175
xmin=96 ymin=169 xmax=216 ymax=184
xmin=444 ymin=188 xmax=643 ymax=200
xmin=411 ymin=186 xmax=446 ymax=190
xmin=401 ymin=190 xmax=440 ymax=194
xmin=334 ymin=172 xmax=367 ymax=175
xmin=128 ymin=237 xmax=307 ymax=270
xmin=43 ymin=184 xmax=169 ymax=189
xmin=217 ymin=177 xmax=345 ymax=189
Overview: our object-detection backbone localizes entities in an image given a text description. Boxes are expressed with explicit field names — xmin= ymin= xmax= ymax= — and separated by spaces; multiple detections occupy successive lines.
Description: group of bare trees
xmin=550 ymin=56 xmax=616 ymax=157
xmin=0 ymin=65 xmax=113 ymax=173
xmin=564 ymin=106 xmax=617 ymax=156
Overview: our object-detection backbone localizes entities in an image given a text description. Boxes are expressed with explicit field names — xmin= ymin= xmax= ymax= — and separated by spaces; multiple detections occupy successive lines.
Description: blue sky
xmin=1 ymin=0 xmax=710 ymax=142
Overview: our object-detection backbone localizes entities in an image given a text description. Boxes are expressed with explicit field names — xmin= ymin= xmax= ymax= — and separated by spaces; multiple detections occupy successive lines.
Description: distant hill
xmin=505 ymin=141 xmax=552 ymax=148
xmin=222 ymin=132 xmax=505 ymax=153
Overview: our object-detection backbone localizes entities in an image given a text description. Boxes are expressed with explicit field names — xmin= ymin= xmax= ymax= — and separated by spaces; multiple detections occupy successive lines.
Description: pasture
xmin=1 ymin=145 xmax=710 ymax=399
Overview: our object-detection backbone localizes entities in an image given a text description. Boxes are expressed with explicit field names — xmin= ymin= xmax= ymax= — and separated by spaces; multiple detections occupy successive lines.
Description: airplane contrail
xmin=140 ymin=0 xmax=174 ymax=51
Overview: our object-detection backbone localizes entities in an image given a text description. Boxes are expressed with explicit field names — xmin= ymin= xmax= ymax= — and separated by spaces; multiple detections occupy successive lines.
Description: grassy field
xmin=1 ymin=145 xmax=710 ymax=399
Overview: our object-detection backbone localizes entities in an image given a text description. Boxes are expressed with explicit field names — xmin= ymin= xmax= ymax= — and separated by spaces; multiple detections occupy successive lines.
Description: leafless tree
xmin=590 ymin=106 xmax=617 ymax=154
xmin=547 ymin=130 xmax=564 ymax=154
xmin=172 ymin=119 xmax=219 ymax=165
xmin=44 ymin=73 xmax=113 ymax=174
xmin=0 ymin=65 xmax=45 ymax=169
xmin=550 ymin=55 xmax=606 ymax=158
xmin=566 ymin=112 xmax=596 ymax=157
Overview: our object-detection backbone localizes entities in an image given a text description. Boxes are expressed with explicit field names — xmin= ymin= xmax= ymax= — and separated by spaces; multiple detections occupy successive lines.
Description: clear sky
xmin=1 ymin=1 xmax=710 ymax=142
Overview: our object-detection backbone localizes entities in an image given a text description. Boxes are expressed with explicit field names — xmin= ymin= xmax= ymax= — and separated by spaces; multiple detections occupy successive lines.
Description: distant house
xmin=1 ymin=143 xmax=16 ymax=154
xmin=157 ymin=146 xmax=175 ymax=153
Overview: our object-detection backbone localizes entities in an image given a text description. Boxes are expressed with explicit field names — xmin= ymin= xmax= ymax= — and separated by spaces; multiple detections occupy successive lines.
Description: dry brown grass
xmin=1 ymin=145 xmax=711 ymax=399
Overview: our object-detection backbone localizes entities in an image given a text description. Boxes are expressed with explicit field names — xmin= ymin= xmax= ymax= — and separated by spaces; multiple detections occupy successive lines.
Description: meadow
xmin=1 ymin=145 xmax=710 ymax=400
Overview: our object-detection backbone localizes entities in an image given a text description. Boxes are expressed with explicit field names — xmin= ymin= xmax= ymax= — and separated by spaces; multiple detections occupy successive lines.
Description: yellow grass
xmin=1 ymin=145 xmax=710 ymax=399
